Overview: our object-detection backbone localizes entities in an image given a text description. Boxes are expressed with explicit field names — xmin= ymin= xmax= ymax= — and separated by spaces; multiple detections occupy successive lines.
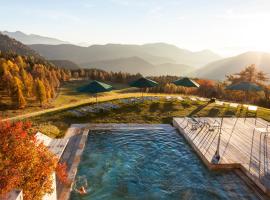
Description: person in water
xmin=78 ymin=186 xmax=87 ymax=195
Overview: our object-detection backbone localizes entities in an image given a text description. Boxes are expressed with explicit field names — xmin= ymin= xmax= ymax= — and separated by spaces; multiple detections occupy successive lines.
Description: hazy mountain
xmin=84 ymin=56 xmax=155 ymax=75
xmin=29 ymin=43 xmax=221 ymax=67
xmin=1 ymin=31 xmax=68 ymax=45
xmin=192 ymin=51 xmax=270 ymax=80
xmin=154 ymin=63 xmax=195 ymax=76
xmin=83 ymin=57 xmax=194 ymax=76
xmin=50 ymin=60 xmax=80 ymax=70
xmin=0 ymin=33 xmax=42 ymax=58
xmin=30 ymin=43 xmax=174 ymax=65
xmin=141 ymin=43 xmax=221 ymax=66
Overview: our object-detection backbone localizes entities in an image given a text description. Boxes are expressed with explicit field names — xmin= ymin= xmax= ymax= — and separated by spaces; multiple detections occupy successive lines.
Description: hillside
xmin=192 ymin=52 xmax=270 ymax=80
xmin=154 ymin=63 xmax=195 ymax=76
xmin=29 ymin=43 xmax=221 ymax=67
xmin=0 ymin=33 xmax=71 ymax=109
xmin=2 ymin=31 xmax=68 ymax=45
xmin=84 ymin=57 xmax=155 ymax=75
xmin=141 ymin=43 xmax=221 ymax=66
xmin=0 ymin=33 xmax=41 ymax=58
xmin=50 ymin=60 xmax=80 ymax=70
xmin=83 ymin=57 xmax=194 ymax=76
xmin=29 ymin=43 xmax=174 ymax=65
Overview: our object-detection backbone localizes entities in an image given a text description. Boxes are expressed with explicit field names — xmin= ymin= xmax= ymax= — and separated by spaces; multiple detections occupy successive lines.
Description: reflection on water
xmin=70 ymin=127 xmax=259 ymax=200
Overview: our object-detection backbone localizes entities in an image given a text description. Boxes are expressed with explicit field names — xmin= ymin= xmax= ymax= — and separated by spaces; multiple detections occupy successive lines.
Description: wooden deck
xmin=173 ymin=117 xmax=270 ymax=196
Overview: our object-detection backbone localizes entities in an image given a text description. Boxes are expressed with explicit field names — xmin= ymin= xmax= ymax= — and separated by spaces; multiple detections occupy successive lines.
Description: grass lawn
xmin=29 ymin=98 xmax=270 ymax=138
xmin=0 ymin=80 xmax=135 ymax=119
xmin=52 ymin=80 xmax=129 ymax=107
xmin=3 ymin=80 xmax=270 ymax=138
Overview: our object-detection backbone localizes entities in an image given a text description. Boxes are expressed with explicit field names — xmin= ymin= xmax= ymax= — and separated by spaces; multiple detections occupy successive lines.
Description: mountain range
xmin=49 ymin=60 xmax=80 ymax=70
xmin=1 ymin=31 xmax=68 ymax=45
xmin=0 ymin=33 xmax=41 ymax=58
xmin=0 ymin=31 xmax=221 ymax=76
xmin=84 ymin=56 xmax=195 ymax=76
xmin=29 ymin=43 xmax=221 ymax=68
xmin=1 ymin=30 xmax=270 ymax=80
xmin=192 ymin=52 xmax=270 ymax=80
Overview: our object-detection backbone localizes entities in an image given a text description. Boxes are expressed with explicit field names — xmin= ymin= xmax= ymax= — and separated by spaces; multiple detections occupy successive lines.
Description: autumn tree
xmin=12 ymin=77 xmax=26 ymax=108
xmin=35 ymin=79 xmax=47 ymax=106
xmin=0 ymin=53 xmax=69 ymax=108
xmin=226 ymin=64 xmax=269 ymax=101
xmin=197 ymin=79 xmax=216 ymax=97
xmin=226 ymin=64 xmax=268 ymax=84
xmin=0 ymin=120 xmax=57 ymax=200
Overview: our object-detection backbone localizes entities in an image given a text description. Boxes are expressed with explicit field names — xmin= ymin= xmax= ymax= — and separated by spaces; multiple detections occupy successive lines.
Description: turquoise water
xmin=70 ymin=126 xmax=260 ymax=200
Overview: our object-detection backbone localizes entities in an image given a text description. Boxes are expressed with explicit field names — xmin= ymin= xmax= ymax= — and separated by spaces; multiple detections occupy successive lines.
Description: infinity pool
xmin=70 ymin=125 xmax=260 ymax=200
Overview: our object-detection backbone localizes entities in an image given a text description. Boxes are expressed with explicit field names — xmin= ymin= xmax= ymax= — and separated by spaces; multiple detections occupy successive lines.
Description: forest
xmin=0 ymin=52 xmax=71 ymax=108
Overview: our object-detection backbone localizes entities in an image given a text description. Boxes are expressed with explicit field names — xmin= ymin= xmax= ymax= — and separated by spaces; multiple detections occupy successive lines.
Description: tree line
xmin=0 ymin=53 xmax=71 ymax=108
xmin=146 ymin=65 xmax=270 ymax=107
xmin=71 ymin=68 xmax=142 ymax=83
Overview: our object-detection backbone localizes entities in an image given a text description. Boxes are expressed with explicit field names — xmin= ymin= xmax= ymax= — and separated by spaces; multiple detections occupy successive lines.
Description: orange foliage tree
xmin=0 ymin=120 xmax=67 ymax=200
xmin=196 ymin=79 xmax=217 ymax=97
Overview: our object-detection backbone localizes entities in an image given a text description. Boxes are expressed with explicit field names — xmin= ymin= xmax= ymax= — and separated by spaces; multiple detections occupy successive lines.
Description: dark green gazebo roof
xmin=130 ymin=77 xmax=158 ymax=88
xmin=226 ymin=82 xmax=262 ymax=92
xmin=173 ymin=77 xmax=200 ymax=88
xmin=78 ymin=80 xmax=113 ymax=94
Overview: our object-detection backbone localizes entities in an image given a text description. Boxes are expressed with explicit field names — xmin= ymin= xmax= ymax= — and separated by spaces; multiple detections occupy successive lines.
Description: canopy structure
xmin=78 ymin=80 xmax=113 ymax=103
xmin=173 ymin=77 xmax=200 ymax=88
xmin=130 ymin=77 xmax=158 ymax=88
xmin=226 ymin=81 xmax=262 ymax=92
xmin=129 ymin=77 xmax=158 ymax=97
xmin=226 ymin=81 xmax=263 ymax=103
xmin=78 ymin=80 xmax=113 ymax=93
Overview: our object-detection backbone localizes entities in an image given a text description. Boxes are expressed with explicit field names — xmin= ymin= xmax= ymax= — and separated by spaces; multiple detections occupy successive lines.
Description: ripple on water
xmin=70 ymin=128 xmax=260 ymax=200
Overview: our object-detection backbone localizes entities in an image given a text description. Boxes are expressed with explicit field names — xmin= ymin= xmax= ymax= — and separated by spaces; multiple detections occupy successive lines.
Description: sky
xmin=1 ymin=0 xmax=270 ymax=56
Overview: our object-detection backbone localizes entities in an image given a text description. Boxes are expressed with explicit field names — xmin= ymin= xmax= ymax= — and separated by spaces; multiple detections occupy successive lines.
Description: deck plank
xmin=173 ymin=117 xmax=270 ymax=196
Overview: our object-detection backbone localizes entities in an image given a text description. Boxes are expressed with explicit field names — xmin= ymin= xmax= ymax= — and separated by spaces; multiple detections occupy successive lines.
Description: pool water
xmin=70 ymin=126 xmax=260 ymax=200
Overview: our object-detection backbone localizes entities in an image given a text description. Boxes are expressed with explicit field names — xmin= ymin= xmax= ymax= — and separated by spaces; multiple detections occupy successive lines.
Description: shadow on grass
xmin=181 ymin=100 xmax=191 ymax=109
xmin=188 ymin=103 xmax=209 ymax=117
xmin=207 ymin=108 xmax=220 ymax=117
xmin=162 ymin=102 xmax=178 ymax=112
xmin=149 ymin=102 xmax=160 ymax=112
xmin=161 ymin=116 xmax=172 ymax=124
xmin=224 ymin=110 xmax=236 ymax=117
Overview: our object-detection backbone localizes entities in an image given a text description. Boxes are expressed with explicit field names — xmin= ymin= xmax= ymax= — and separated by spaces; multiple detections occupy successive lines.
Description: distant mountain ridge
xmin=0 ymin=33 xmax=42 ymax=58
xmin=0 ymin=30 xmax=224 ymax=77
xmin=84 ymin=56 xmax=195 ymax=76
xmin=1 ymin=31 xmax=68 ymax=45
xmin=192 ymin=51 xmax=270 ymax=80
xmin=30 ymin=43 xmax=221 ymax=67
xmin=49 ymin=60 xmax=81 ymax=70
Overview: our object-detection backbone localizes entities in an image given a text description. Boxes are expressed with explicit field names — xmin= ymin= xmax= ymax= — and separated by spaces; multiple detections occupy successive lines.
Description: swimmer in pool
xmin=78 ymin=186 xmax=87 ymax=195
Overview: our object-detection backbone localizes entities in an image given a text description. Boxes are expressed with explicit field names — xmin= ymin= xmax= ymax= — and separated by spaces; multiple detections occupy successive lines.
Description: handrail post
xmin=212 ymin=117 xmax=224 ymax=163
